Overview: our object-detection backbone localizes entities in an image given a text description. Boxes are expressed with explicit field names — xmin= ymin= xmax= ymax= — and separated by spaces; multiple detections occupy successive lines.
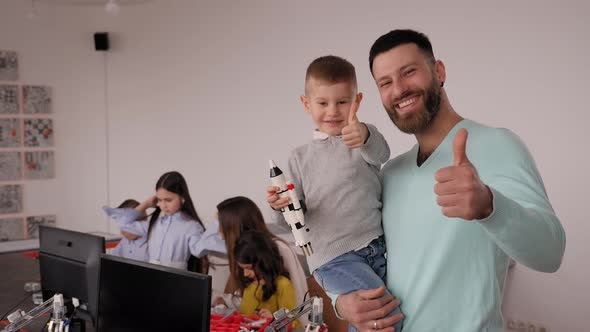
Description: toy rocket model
xmin=269 ymin=160 xmax=313 ymax=256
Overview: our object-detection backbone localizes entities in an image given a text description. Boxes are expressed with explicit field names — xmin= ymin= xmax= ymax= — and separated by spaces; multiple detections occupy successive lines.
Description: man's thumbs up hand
xmin=434 ymin=128 xmax=493 ymax=220
xmin=452 ymin=127 xmax=469 ymax=166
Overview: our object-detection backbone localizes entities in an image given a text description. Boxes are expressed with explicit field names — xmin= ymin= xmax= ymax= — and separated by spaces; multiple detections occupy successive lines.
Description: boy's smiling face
xmin=301 ymin=78 xmax=358 ymax=136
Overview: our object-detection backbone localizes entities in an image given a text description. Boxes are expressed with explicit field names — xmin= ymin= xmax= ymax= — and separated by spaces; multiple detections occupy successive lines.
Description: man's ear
xmin=300 ymin=95 xmax=311 ymax=114
xmin=435 ymin=59 xmax=446 ymax=86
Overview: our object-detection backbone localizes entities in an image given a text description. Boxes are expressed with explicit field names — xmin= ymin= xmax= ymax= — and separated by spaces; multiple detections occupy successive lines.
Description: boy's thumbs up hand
xmin=342 ymin=93 xmax=369 ymax=149
xmin=434 ymin=128 xmax=493 ymax=220
xmin=348 ymin=93 xmax=361 ymax=124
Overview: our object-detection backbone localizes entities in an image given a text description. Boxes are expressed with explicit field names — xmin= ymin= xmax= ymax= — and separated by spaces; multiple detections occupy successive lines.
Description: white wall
xmin=1 ymin=0 xmax=588 ymax=330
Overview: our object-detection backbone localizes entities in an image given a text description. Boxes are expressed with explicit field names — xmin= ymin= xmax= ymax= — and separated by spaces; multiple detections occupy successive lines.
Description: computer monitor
xmin=96 ymin=254 xmax=212 ymax=332
xmin=38 ymin=226 xmax=105 ymax=325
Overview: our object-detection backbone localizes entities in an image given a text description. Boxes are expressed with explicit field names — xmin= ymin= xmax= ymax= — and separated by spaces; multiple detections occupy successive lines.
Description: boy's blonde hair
xmin=305 ymin=55 xmax=357 ymax=95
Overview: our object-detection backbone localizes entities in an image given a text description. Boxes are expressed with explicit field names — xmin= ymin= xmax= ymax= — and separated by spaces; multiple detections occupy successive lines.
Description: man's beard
xmin=385 ymin=78 xmax=441 ymax=134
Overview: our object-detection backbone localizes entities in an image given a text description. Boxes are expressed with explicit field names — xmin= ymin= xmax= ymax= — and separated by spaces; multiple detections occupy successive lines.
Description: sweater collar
xmin=313 ymin=130 xmax=341 ymax=141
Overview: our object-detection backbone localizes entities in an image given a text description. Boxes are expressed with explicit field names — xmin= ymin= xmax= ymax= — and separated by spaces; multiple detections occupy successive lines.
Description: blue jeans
xmin=313 ymin=236 xmax=403 ymax=332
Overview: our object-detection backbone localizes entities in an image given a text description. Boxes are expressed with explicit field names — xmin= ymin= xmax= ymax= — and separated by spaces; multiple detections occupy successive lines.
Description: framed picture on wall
xmin=0 ymin=184 xmax=23 ymax=214
xmin=24 ymin=118 xmax=53 ymax=147
xmin=26 ymin=214 xmax=56 ymax=239
xmin=0 ymin=51 xmax=18 ymax=81
xmin=23 ymin=85 xmax=52 ymax=114
xmin=0 ymin=151 xmax=22 ymax=181
xmin=0 ymin=85 xmax=19 ymax=114
xmin=24 ymin=151 xmax=54 ymax=179
xmin=0 ymin=50 xmax=56 ymax=246
xmin=0 ymin=217 xmax=24 ymax=242
xmin=0 ymin=119 xmax=21 ymax=148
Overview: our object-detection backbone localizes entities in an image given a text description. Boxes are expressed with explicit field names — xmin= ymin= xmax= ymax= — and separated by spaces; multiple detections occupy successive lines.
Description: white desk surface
xmin=0 ymin=231 xmax=121 ymax=254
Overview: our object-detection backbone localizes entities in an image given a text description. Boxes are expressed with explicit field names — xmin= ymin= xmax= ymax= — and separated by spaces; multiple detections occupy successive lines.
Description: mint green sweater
xmin=382 ymin=119 xmax=565 ymax=331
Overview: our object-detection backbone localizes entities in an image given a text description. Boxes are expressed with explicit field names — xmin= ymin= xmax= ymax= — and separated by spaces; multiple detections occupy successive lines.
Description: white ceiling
xmin=37 ymin=0 xmax=154 ymax=6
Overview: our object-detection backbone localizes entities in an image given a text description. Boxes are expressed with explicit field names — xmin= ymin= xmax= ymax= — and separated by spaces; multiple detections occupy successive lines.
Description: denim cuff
xmin=326 ymin=291 xmax=345 ymax=320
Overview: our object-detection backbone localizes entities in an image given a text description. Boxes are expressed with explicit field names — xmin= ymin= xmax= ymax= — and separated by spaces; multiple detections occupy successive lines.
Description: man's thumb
xmin=453 ymin=128 xmax=469 ymax=166
xmin=357 ymin=286 xmax=386 ymax=300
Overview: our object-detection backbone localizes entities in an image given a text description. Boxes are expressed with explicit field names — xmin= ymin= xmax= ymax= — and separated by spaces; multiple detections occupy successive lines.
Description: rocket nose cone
xmin=269 ymin=160 xmax=283 ymax=177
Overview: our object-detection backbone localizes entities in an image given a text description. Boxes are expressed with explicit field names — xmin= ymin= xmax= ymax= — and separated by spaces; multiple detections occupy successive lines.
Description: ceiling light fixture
xmin=104 ymin=0 xmax=121 ymax=16
xmin=26 ymin=0 xmax=39 ymax=19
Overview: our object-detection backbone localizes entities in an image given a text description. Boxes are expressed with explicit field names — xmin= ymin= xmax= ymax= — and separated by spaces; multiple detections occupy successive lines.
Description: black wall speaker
xmin=94 ymin=32 xmax=109 ymax=51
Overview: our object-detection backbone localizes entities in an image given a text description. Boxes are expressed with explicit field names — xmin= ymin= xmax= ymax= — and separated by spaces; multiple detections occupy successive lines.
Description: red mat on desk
xmin=210 ymin=313 xmax=275 ymax=332
xmin=1 ymin=319 xmax=28 ymax=331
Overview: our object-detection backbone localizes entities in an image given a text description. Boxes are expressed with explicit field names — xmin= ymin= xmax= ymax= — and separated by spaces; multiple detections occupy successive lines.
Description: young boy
xmin=267 ymin=55 xmax=402 ymax=331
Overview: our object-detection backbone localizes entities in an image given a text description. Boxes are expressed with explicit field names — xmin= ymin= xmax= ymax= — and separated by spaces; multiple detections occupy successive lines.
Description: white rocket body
xmin=269 ymin=160 xmax=313 ymax=256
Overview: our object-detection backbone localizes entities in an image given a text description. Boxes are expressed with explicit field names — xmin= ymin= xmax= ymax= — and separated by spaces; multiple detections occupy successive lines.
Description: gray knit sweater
xmin=273 ymin=123 xmax=390 ymax=273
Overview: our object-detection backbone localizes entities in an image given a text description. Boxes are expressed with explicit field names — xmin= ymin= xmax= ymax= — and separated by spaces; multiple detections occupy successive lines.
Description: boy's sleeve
xmin=360 ymin=123 xmax=390 ymax=166
xmin=476 ymin=129 xmax=566 ymax=273
xmin=287 ymin=154 xmax=306 ymax=207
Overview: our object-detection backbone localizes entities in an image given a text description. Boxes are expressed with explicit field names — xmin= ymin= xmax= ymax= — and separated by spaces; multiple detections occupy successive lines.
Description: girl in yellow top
xmin=234 ymin=231 xmax=300 ymax=329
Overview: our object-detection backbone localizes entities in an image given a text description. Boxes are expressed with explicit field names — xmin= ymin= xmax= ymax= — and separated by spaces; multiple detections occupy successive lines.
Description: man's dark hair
xmin=369 ymin=29 xmax=435 ymax=74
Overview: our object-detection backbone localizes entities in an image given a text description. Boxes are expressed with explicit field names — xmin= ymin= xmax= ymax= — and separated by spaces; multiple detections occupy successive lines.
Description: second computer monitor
xmin=39 ymin=225 xmax=106 ymax=324
xmin=96 ymin=254 xmax=212 ymax=332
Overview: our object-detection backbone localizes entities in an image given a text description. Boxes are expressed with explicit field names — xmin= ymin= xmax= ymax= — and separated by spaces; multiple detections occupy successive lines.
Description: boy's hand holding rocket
xmin=268 ymin=160 xmax=313 ymax=256
xmin=266 ymin=186 xmax=290 ymax=211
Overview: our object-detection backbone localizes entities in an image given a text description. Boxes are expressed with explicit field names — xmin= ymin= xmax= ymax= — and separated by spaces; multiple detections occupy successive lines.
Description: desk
xmin=0 ymin=232 xmax=120 ymax=331
xmin=0 ymin=250 xmax=76 ymax=332
xmin=1 ymin=226 xmax=350 ymax=332
xmin=0 ymin=252 xmax=349 ymax=332
xmin=0 ymin=231 xmax=122 ymax=254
